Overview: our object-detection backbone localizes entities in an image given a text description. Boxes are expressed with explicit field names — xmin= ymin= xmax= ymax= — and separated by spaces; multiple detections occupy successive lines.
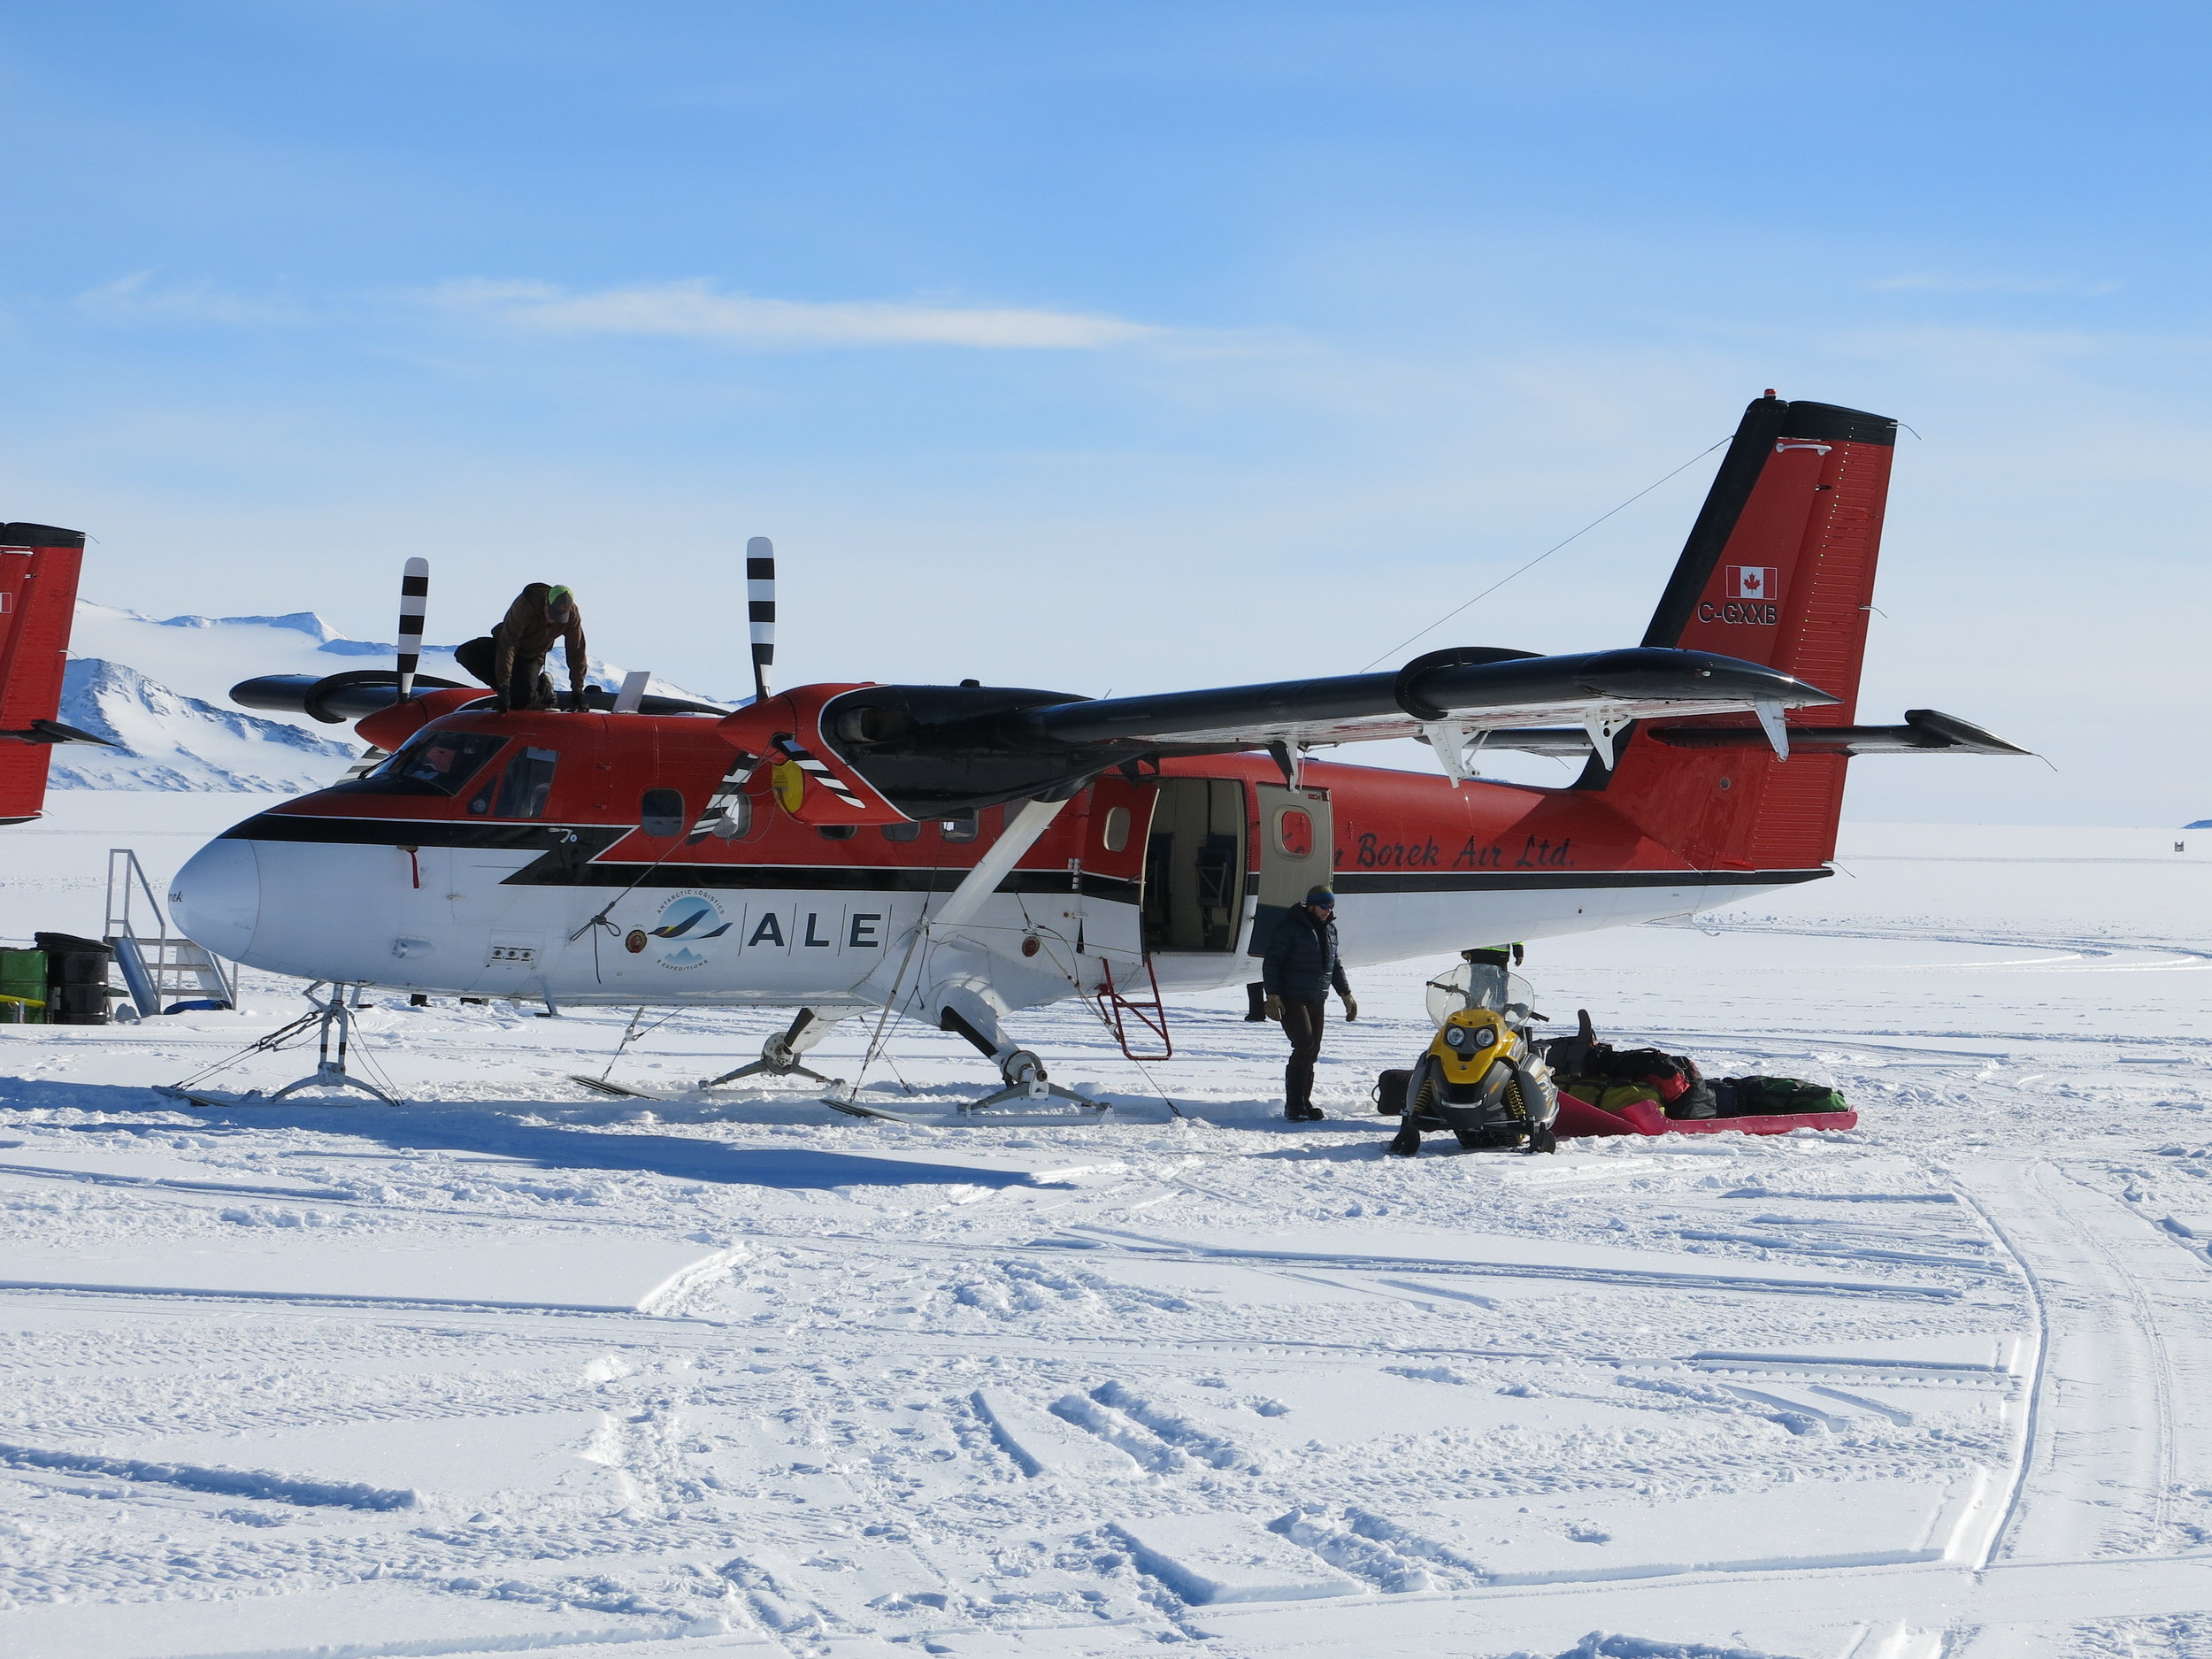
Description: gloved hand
xmin=1341 ymin=993 xmax=1359 ymax=1022
xmin=1263 ymin=994 xmax=1284 ymax=1022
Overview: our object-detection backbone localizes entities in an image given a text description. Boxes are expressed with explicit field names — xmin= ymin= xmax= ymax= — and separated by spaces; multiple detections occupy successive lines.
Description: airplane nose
xmin=170 ymin=839 xmax=262 ymax=961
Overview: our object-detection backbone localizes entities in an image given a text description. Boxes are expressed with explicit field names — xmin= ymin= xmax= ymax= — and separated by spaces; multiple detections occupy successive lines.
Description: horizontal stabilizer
xmin=0 ymin=718 xmax=115 ymax=748
xmin=1647 ymin=708 xmax=2030 ymax=757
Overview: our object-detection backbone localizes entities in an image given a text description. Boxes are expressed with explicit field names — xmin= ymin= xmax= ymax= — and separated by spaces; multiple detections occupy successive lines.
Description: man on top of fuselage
xmin=455 ymin=583 xmax=589 ymax=712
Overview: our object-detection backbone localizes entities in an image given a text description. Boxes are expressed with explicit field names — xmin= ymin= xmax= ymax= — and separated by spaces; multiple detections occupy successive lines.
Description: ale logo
xmin=648 ymin=891 xmax=731 ymax=971
xmin=1727 ymin=565 xmax=1778 ymax=601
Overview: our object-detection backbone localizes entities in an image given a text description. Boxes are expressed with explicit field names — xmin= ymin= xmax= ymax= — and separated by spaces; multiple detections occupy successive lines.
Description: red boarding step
xmin=1095 ymin=957 xmax=1172 ymax=1062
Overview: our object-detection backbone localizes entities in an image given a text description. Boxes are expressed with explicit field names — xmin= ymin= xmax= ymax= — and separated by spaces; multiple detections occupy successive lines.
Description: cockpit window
xmin=342 ymin=731 xmax=508 ymax=797
xmin=470 ymin=746 xmax=559 ymax=819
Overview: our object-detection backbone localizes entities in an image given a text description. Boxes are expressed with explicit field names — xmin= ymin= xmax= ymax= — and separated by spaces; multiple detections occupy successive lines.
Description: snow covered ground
xmin=2 ymin=797 xmax=2209 ymax=1657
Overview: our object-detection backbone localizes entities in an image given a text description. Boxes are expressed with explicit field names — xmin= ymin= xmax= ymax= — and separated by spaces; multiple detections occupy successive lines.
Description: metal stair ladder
xmin=106 ymin=849 xmax=234 ymax=1017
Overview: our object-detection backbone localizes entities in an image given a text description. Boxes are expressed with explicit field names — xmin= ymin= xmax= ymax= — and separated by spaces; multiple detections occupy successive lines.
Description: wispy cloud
xmin=1867 ymin=273 xmax=2121 ymax=296
xmin=74 ymin=270 xmax=311 ymax=326
xmin=424 ymin=278 xmax=1164 ymax=349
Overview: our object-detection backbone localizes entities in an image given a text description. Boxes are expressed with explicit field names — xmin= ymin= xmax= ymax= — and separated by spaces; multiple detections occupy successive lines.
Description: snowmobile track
xmin=1956 ymin=1159 xmax=2200 ymax=1567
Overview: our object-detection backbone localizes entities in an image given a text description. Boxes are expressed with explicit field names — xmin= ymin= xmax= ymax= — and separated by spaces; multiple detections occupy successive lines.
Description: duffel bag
xmin=1604 ymin=1046 xmax=1700 ymax=1102
xmin=1372 ymin=1069 xmax=1411 ymax=1116
xmin=1718 ymin=1075 xmax=1848 ymax=1116
xmin=1667 ymin=1079 xmax=1718 ymax=1119
xmin=1595 ymin=1082 xmax=1664 ymax=1113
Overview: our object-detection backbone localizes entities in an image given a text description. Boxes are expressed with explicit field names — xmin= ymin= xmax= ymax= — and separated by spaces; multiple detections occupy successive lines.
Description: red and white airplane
xmin=30 ymin=396 xmax=2028 ymax=1109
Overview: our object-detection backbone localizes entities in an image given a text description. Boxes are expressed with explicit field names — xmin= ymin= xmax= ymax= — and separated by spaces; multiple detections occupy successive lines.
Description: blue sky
xmin=4 ymin=3 xmax=2207 ymax=823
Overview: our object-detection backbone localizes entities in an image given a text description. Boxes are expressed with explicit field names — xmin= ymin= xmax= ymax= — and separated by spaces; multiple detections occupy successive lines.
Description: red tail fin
xmin=1599 ymin=396 xmax=1897 ymax=871
xmin=0 ymin=524 xmax=88 ymax=826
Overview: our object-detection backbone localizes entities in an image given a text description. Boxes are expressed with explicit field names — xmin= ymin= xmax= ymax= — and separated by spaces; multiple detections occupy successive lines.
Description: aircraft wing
xmin=1010 ymin=646 xmax=1833 ymax=751
xmin=798 ymin=644 xmax=1846 ymax=818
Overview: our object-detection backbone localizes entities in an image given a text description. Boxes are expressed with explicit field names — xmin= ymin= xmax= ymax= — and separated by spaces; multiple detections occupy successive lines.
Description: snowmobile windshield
xmin=338 ymin=731 xmax=510 ymax=798
xmin=1425 ymin=964 xmax=1536 ymax=1027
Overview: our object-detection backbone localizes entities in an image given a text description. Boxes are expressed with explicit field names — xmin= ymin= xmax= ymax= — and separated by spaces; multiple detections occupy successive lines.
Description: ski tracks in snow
xmin=1960 ymin=1161 xmax=2210 ymax=1564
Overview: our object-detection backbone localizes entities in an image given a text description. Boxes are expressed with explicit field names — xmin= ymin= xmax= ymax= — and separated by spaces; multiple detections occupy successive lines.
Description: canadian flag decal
xmin=1727 ymin=565 xmax=1778 ymax=601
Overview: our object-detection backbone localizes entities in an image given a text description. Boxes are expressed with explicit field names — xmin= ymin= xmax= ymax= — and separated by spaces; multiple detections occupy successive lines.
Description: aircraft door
xmin=1064 ymin=775 xmax=1153 ymax=962
xmin=1139 ymin=778 xmax=1247 ymax=953
xmin=1247 ymin=782 xmax=1333 ymax=964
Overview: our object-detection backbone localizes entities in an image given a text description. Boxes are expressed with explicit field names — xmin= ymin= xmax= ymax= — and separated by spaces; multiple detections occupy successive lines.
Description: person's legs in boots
xmin=1280 ymin=995 xmax=1326 ymax=1120
xmin=507 ymin=649 xmax=549 ymax=711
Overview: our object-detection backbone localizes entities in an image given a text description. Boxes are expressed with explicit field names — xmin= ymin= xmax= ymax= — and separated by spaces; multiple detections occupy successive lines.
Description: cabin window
xmin=817 ymin=824 xmax=858 ymax=841
xmin=639 ymin=788 xmax=685 ymax=838
xmin=348 ymin=731 xmax=506 ymax=798
xmin=472 ymin=746 xmax=558 ymax=819
xmin=1276 ymin=808 xmax=1314 ymax=859
xmin=708 ymin=795 xmax=752 ymax=839
xmin=1101 ymin=805 xmax=1132 ymax=854
xmin=938 ymin=810 xmax=979 ymax=844
xmin=880 ymin=820 xmax=921 ymax=842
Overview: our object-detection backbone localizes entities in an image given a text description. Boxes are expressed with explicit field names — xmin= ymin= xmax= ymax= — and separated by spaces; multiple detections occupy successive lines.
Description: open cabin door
xmin=1247 ymin=781 xmax=1333 ymax=964
xmin=1138 ymin=778 xmax=1247 ymax=954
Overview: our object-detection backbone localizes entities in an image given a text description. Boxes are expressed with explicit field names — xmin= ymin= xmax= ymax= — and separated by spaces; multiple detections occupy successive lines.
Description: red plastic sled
xmin=1553 ymin=1094 xmax=1858 ymax=1139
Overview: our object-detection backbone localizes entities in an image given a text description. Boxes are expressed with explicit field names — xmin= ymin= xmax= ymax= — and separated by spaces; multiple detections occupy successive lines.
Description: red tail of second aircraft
xmin=0 ymin=524 xmax=88 ymax=826
xmin=1595 ymin=395 xmax=1898 ymax=872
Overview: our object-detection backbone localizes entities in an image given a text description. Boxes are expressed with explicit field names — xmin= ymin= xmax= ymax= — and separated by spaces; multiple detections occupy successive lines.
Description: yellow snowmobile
xmin=1384 ymin=955 xmax=1560 ymax=1156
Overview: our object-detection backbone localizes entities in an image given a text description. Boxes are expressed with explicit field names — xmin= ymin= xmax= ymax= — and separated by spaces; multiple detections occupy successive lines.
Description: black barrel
xmin=35 ymin=932 xmax=114 ymax=1025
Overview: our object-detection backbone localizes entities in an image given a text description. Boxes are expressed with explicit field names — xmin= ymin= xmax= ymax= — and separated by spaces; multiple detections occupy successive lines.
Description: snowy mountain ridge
xmin=51 ymin=659 xmax=365 ymax=793
xmin=52 ymin=600 xmax=733 ymax=794
xmin=146 ymin=605 xmax=463 ymax=657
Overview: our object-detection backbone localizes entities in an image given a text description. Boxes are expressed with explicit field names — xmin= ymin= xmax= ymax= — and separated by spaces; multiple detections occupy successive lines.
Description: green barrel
xmin=0 ymin=948 xmax=47 ymax=1024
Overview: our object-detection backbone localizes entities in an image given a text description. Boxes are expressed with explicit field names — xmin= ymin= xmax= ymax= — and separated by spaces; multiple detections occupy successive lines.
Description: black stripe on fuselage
xmin=221 ymin=815 xmax=618 ymax=853
xmin=1333 ymin=868 xmax=1830 ymax=893
xmin=502 ymin=861 xmax=1142 ymax=899
xmin=216 ymin=812 xmax=1142 ymax=900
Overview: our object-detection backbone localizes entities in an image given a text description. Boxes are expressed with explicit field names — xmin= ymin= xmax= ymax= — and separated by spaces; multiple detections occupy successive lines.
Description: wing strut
xmin=930 ymin=796 xmax=1071 ymax=932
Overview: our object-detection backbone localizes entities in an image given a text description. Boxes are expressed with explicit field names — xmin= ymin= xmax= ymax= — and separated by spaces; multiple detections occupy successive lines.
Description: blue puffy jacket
xmin=1261 ymin=905 xmax=1351 ymax=1000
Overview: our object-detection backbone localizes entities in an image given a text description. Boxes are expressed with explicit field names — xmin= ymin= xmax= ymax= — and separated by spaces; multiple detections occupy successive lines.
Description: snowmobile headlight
xmin=1444 ymin=1025 xmax=1470 ymax=1048
xmin=1464 ymin=1025 xmax=1497 ymax=1050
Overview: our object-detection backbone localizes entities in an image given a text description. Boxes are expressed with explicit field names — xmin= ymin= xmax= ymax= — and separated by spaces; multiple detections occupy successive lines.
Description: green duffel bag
xmin=1717 ymin=1075 xmax=1849 ymax=1116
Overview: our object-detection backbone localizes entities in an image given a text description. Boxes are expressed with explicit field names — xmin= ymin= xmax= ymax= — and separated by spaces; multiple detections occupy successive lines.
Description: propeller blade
xmin=396 ymin=557 xmax=429 ymax=703
xmin=746 ymin=536 xmax=774 ymax=705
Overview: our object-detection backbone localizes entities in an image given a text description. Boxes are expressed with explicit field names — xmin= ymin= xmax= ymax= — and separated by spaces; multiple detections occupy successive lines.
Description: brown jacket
xmin=493 ymin=583 xmax=588 ymax=702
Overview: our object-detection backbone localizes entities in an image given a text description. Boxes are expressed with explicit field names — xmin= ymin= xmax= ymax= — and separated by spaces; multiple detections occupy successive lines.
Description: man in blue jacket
xmin=1261 ymin=887 xmax=1357 ymax=1121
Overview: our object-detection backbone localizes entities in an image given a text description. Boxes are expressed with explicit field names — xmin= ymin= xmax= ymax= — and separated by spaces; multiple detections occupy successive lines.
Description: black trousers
xmin=455 ymin=635 xmax=552 ymax=710
xmin=1279 ymin=995 xmax=1327 ymax=1110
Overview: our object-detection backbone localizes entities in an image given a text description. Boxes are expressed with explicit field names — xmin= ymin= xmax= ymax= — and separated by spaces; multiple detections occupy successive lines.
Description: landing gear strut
xmin=937 ymin=996 xmax=1102 ymax=1117
xmin=158 ymin=983 xmax=402 ymax=1109
xmin=699 ymin=1007 xmax=840 ymax=1090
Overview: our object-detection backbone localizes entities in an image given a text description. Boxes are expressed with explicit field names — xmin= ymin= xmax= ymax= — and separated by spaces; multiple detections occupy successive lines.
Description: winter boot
xmin=1244 ymin=982 xmax=1269 ymax=1022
